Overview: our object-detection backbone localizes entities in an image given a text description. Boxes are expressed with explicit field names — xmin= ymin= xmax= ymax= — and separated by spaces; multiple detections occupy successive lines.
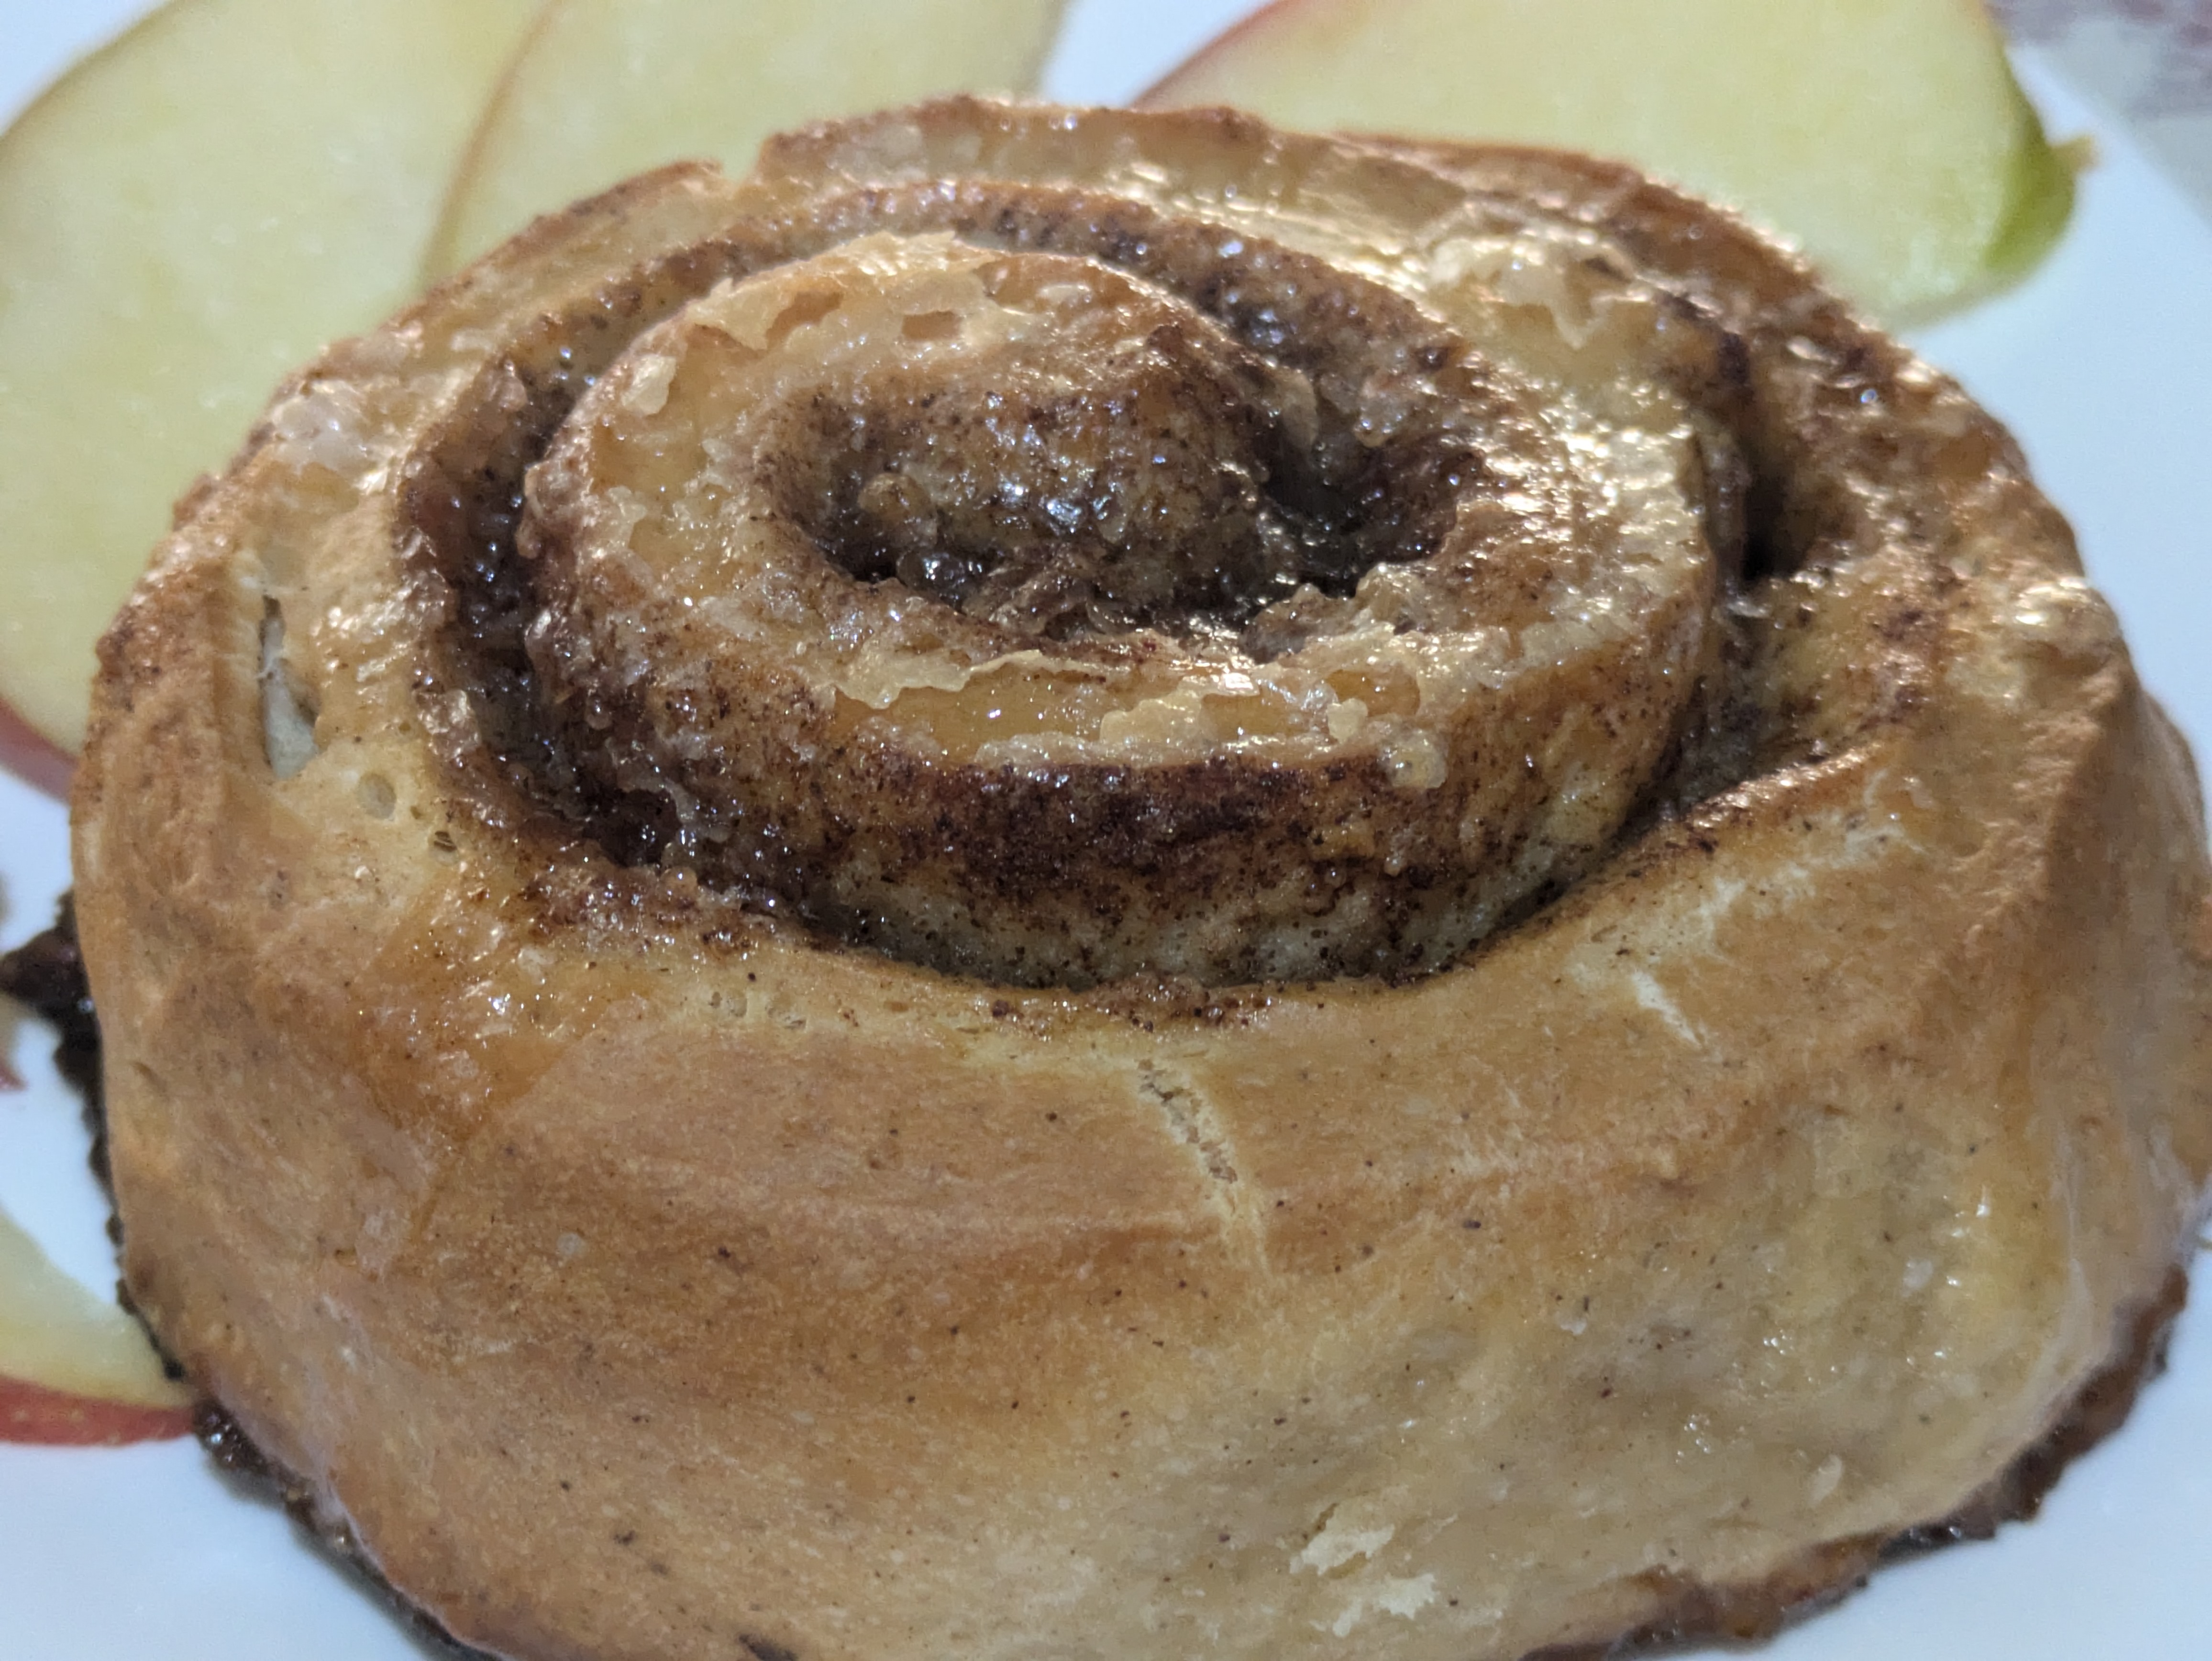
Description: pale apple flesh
xmin=0 ymin=0 xmax=545 ymax=765
xmin=1142 ymin=0 xmax=2073 ymax=323
xmin=424 ymin=0 xmax=1073 ymax=278
xmin=0 ymin=1205 xmax=190 ymax=1439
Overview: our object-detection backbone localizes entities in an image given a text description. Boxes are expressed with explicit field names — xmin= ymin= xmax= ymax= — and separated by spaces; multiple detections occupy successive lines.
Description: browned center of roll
xmin=515 ymin=214 xmax=1721 ymax=987
xmin=753 ymin=248 xmax=1453 ymax=640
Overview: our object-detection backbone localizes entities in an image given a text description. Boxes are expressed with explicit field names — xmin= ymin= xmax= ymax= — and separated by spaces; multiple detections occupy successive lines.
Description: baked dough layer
xmin=72 ymin=101 xmax=2212 ymax=1661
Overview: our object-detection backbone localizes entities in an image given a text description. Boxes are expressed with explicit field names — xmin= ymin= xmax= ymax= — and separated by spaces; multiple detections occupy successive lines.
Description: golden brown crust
xmin=178 ymin=1262 xmax=2190 ymax=1661
xmin=71 ymin=100 xmax=2212 ymax=1661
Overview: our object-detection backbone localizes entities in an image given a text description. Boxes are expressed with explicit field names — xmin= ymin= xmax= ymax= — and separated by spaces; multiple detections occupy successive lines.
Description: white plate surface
xmin=0 ymin=1 xmax=2208 ymax=1656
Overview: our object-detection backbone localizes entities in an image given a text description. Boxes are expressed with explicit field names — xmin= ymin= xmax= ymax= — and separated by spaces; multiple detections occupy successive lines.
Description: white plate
xmin=1 ymin=2 xmax=2208 ymax=1655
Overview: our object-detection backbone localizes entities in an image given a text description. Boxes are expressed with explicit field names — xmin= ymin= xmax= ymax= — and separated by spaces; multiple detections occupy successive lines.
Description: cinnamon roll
xmin=72 ymin=100 xmax=2212 ymax=1661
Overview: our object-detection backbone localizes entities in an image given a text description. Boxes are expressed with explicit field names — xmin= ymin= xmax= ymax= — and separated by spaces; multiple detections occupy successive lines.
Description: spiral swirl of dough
xmin=412 ymin=111 xmax=1748 ymax=987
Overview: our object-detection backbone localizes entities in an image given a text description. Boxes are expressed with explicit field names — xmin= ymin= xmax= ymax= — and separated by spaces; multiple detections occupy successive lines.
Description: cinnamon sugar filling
xmin=410 ymin=184 xmax=1736 ymax=986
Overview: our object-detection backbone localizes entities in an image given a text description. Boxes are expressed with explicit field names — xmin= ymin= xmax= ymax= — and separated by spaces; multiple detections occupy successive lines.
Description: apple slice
xmin=0 ymin=1205 xmax=190 ymax=1442
xmin=0 ymin=699 xmax=73 ymax=801
xmin=0 ymin=0 xmax=545 ymax=770
xmin=422 ymin=0 xmax=1074 ymax=278
xmin=1142 ymin=0 xmax=2073 ymax=321
xmin=0 ymin=1372 xmax=192 ymax=1446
